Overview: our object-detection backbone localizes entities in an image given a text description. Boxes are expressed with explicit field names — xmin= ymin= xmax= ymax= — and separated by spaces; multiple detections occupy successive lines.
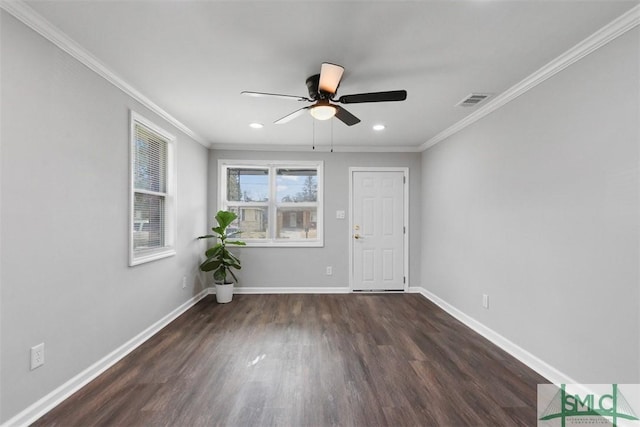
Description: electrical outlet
xmin=182 ymin=276 xmax=187 ymax=289
xmin=31 ymin=343 xmax=45 ymax=370
xmin=326 ymin=266 xmax=333 ymax=276
xmin=482 ymin=294 xmax=489 ymax=309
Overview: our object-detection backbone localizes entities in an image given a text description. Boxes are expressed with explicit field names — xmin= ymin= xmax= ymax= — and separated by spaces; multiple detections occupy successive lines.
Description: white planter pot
xmin=215 ymin=282 xmax=234 ymax=303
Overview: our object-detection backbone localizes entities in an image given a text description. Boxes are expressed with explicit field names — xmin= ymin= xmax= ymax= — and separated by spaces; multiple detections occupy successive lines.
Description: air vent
xmin=456 ymin=93 xmax=492 ymax=107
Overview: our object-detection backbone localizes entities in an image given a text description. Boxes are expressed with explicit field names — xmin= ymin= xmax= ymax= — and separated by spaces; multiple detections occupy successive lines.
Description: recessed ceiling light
xmin=249 ymin=123 xmax=264 ymax=129
xmin=373 ymin=124 xmax=385 ymax=131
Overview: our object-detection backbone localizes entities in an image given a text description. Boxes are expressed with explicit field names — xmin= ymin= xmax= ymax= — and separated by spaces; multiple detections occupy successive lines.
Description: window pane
xmin=228 ymin=206 xmax=268 ymax=239
xmin=133 ymin=193 xmax=165 ymax=250
xmin=277 ymin=207 xmax=317 ymax=239
xmin=134 ymin=124 xmax=167 ymax=193
xmin=227 ymin=168 xmax=269 ymax=202
xmin=276 ymin=169 xmax=317 ymax=202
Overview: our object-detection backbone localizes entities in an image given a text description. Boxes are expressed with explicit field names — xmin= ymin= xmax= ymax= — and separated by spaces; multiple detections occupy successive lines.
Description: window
xmin=219 ymin=160 xmax=323 ymax=247
xmin=130 ymin=111 xmax=176 ymax=265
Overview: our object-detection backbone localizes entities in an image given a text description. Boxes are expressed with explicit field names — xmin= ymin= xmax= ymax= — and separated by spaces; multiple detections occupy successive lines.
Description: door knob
xmin=354 ymin=234 xmax=361 ymax=239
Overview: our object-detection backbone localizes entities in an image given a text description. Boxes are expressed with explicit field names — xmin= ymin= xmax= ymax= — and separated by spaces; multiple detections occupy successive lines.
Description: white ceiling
xmin=20 ymin=0 xmax=639 ymax=151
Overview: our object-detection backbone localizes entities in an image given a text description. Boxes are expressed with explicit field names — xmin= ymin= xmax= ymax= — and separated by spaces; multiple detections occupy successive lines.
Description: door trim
xmin=348 ymin=167 xmax=409 ymax=292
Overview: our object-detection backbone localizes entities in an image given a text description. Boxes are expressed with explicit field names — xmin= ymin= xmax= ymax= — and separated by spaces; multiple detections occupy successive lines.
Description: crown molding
xmin=209 ymin=143 xmax=423 ymax=153
xmin=420 ymin=4 xmax=640 ymax=152
xmin=0 ymin=0 xmax=211 ymax=149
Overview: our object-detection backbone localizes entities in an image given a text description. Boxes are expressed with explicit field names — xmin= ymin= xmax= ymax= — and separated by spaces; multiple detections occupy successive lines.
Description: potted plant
xmin=198 ymin=210 xmax=246 ymax=303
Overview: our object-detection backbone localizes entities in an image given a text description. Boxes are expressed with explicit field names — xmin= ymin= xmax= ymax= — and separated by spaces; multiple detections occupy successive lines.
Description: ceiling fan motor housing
xmin=306 ymin=74 xmax=333 ymax=100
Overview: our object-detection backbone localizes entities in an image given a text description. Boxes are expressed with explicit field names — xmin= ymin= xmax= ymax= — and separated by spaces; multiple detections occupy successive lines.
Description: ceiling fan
xmin=241 ymin=63 xmax=407 ymax=126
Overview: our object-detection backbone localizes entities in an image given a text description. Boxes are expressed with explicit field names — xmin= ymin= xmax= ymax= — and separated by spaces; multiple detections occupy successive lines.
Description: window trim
xmin=129 ymin=111 xmax=177 ymax=266
xmin=218 ymin=160 xmax=324 ymax=247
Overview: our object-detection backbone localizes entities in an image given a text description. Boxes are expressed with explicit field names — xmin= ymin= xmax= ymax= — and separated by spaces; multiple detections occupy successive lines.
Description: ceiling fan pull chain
xmin=331 ymin=119 xmax=334 ymax=153
xmin=312 ymin=119 xmax=315 ymax=150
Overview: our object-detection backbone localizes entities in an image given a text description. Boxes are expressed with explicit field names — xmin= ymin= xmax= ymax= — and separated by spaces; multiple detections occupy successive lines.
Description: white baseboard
xmin=407 ymin=286 xmax=578 ymax=385
xmin=2 ymin=289 xmax=209 ymax=427
xmin=209 ymin=286 xmax=351 ymax=294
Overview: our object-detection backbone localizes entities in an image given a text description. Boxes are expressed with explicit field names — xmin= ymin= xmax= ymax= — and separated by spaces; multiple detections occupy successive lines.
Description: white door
xmin=351 ymin=170 xmax=405 ymax=291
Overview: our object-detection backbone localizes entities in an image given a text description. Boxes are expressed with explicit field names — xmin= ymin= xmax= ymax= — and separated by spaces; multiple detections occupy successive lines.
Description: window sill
xmin=129 ymin=247 xmax=176 ymax=266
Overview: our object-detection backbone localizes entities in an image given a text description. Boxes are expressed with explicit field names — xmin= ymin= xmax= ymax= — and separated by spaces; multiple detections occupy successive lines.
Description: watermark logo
xmin=538 ymin=384 xmax=640 ymax=426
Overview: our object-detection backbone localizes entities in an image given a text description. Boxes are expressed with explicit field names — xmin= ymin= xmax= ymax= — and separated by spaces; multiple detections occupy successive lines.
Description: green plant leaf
xmin=213 ymin=268 xmax=226 ymax=282
xmin=227 ymin=261 xmax=241 ymax=270
xmin=197 ymin=234 xmax=216 ymax=240
xmin=215 ymin=210 xmax=238 ymax=229
xmin=225 ymin=252 xmax=240 ymax=263
xmin=205 ymin=244 xmax=223 ymax=258
xmin=211 ymin=226 xmax=225 ymax=236
xmin=220 ymin=251 xmax=240 ymax=264
xmin=200 ymin=258 xmax=223 ymax=272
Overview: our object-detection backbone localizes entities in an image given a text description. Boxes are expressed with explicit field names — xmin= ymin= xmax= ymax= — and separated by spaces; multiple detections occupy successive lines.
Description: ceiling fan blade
xmin=334 ymin=106 xmax=361 ymax=126
xmin=318 ymin=63 xmax=344 ymax=95
xmin=274 ymin=106 xmax=310 ymax=124
xmin=241 ymin=91 xmax=311 ymax=102
xmin=338 ymin=90 xmax=407 ymax=104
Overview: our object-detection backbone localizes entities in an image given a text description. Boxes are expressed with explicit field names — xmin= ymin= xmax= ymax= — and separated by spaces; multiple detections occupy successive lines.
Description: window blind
xmin=132 ymin=122 xmax=169 ymax=251
xmin=133 ymin=123 xmax=168 ymax=193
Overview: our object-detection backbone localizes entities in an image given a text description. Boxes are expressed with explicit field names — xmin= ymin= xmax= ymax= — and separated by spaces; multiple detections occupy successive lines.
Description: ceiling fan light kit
xmin=309 ymin=101 xmax=337 ymax=120
xmin=242 ymin=62 xmax=407 ymax=126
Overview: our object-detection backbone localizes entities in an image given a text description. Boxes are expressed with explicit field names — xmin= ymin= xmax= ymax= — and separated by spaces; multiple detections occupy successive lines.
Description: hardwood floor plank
xmin=32 ymin=294 xmax=548 ymax=426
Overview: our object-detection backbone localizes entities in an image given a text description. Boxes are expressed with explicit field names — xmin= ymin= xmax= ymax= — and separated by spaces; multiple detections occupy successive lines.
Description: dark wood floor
xmin=33 ymin=293 xmax=548 ymax=426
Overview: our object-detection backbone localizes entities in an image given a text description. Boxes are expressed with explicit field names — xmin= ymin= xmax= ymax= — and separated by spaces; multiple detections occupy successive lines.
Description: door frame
xmin=348 ymin=167 xmax=410 ymax=292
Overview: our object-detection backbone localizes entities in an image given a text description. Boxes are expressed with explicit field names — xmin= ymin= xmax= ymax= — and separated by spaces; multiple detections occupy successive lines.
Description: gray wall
xmin=0 ymin=12 xmax=209 ymax=422
xmin=208 ymin=150 xmax=422 ymax=289
xmin=421 ymin=28 xmax=639 ymax=383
